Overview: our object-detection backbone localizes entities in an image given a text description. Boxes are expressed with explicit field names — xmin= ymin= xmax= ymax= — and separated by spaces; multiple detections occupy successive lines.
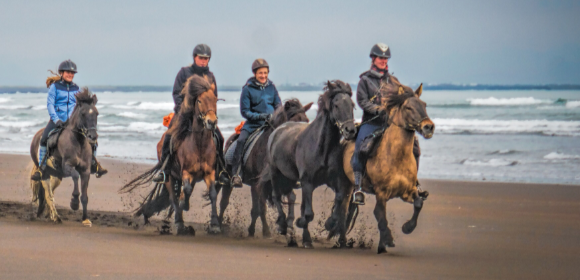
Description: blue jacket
xmin=47 ymin=80 xmax=79 ymax=123
xmin=240 ymin=78 xmax=281 ymax=132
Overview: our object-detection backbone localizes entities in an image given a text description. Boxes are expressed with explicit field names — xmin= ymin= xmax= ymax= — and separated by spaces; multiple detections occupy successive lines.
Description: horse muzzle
xmin=204 ymin=118 xmax=217 ymax=131
xmin=419 ymin=120 xmax=435 ymax=139
xmin=341 ymin=124 xmax=357 ymax=140
xmin=87 ymin=134 xmax=98 ymax=144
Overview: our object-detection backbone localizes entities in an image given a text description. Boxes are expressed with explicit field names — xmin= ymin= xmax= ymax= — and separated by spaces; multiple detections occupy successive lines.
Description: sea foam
xmin=433 ymin=118 xmax=580 ymax=136
xmin=468 ymin=97 xmax=551 ymax=106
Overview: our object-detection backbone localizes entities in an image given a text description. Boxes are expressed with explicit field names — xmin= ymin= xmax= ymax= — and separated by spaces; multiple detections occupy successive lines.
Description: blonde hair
xmin=45 ymin=70 xmax=61 ymax=88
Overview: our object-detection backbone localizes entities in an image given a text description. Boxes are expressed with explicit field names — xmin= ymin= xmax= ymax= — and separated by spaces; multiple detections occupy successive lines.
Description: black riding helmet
xmin=251 ymin=58 xmax=269 ymax=73
xmin=370 ymin=43 xmax=391 ymax=59
xmin=58 ymin=59 xmax=78 ymax=73
xmin=193 ymin=44 xmax=212 ymax=58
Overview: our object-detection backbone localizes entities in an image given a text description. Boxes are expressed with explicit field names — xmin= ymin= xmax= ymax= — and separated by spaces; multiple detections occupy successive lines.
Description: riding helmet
xmin=193 ymin=44 xmax=212 ymax=58
xmin=370 ymin=43 xmax=391 ymax=59
xmin=251 ymin=58 xmax=269 ymax=73
xmin=58 ymin=59 xmax=78 ymax=73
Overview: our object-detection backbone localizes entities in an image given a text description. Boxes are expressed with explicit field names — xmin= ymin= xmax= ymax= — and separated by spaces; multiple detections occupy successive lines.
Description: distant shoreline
xmin=1 ymin=84 xmax=580 ymax=93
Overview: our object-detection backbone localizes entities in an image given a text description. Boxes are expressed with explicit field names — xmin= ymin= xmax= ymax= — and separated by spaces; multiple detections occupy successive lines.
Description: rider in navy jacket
xmin=230 ymin=59 xmax=281 ymax=188
xmin=31 ymin=60 xmax=107 ymax=181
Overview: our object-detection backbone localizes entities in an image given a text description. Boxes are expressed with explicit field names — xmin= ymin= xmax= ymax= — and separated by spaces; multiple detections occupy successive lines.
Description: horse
xmin=341 ymin=84 xmax=434 ymax=254
xmin=120 ymin=75 xmax=219 ymax=235
xmin=259 ymin=80 xmax=356 ymax=248
xmin=220 ymin=99 xmax=313 ymax=238
xmin=29 ymin=88 xmax=99 ymax=225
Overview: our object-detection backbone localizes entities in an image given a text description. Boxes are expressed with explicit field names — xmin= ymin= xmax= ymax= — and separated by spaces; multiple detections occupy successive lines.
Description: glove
xmin=55 ymin=120 xmax=64 ymax=128
xmin=260 ymin=113 xmax=272 ymax=121
xmin=376 ymin=108 xmax=387 ymax=116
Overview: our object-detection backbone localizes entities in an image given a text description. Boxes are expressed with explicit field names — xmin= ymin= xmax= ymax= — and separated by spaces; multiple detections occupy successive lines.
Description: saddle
xmin=225 ymin=126 xmax=266 ymax=167
xmin=46 ymin=126 xmax=65 ymax=150
xmin=359 ymin=127 xmax=385 ymax=160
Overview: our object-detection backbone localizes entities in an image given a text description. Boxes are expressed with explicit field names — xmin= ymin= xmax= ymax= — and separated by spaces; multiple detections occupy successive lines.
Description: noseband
xmin=73 ymin=126 xmax=98 ymax=142
xmin=196 ymin=101 xmax=217 ymax=122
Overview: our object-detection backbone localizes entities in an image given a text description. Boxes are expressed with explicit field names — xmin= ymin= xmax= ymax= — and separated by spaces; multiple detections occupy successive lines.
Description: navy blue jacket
xmin=172 ymin=65 xmax=217 ymax=113
xmin=240 ymin=78 xmax=281 ymax=132
xmin=47 ymin=80 xmax=79 ymax=123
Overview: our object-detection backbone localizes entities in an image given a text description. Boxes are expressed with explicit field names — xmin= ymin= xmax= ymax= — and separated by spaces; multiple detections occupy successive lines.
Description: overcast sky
xmin=1 ymin=0 xmax=579 ymax=87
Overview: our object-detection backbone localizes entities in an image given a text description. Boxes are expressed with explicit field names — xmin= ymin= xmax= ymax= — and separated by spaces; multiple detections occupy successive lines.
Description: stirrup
xmin=352 ymin=189 xmax=365 ymax=205
xmin=31 ymin=169 xmax=43 ymax=181
xmin=152 ymin=171 xmax=168 ymax=183
xmin=231 ymin=175 xmax=243 ymax=188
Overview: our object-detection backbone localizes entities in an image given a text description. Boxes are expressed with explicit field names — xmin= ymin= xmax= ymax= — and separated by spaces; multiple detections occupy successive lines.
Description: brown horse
xmin=220 ymin=99 xmax=313 ymax=237
xmin=342 ymin=84 xmax=434 ymax=254
xmin=29 ymin=88 xmax=99 ymax=225
xmin=121 ymin=75 xmax=219 ymax=234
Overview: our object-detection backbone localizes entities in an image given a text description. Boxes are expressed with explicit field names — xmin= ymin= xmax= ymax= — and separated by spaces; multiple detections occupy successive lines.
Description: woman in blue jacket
xmin=230 ymin=59 xmax=281 ymax=188
xmin=31 ymin=60 xmax=107 ymax=181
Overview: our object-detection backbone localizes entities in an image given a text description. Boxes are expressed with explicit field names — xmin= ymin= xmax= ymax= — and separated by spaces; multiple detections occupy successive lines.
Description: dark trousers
xmin=232 ymin=129 xmax=250 ymax=176
xmin=40 ymin=120 xmax=57 ymax=146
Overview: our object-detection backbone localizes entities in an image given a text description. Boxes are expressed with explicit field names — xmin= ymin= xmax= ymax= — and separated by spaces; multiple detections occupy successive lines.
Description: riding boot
xmin=214 ymin=132 xmax=230 ymax=186
xmin=31 ymin=145 xmax=47 ymax=181
xmin=352 ymin=171 xmax=365 ymax=205
xmin=153 ymin=134 xmax=172 ymax=183
xmin=231 ymin=161 xmax=243 ymax=188
xmin=90 ymin=145 xmax=108 ymax=178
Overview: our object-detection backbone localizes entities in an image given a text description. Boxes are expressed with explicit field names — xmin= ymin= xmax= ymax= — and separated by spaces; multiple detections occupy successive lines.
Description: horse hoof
xmin=177 ymin=225 xmax=195 ymax=236
xmin=82 ymin=219 xmax=92 ymax=227
xmin=276 ymin=225 xmax=287 ymax=235
xmin=179 ymin=200 xmax=190 ymax=211
xmin=287 ymin=239 xmax=298 ymax=247
xmin=262 ymin=230 xmax=272 ymax=239
xmin=70 ymin=200 xmax=79 ymax=211
xmin=324 ymin=217 xmax=337 ymax=232
xmin=295 ymin=218 xmax=307 ymax=229
xmin=377 ymin=245 xmax=387 ymax=254
xmin=387 ymin=241 xmax=395 ymax=248
xmin=209 ymin=225 xmax=221 ymax=234
xmin=303 ymin=242 xmax=314 ymax=249
xmin=248 ymin=229 xmax=255 ymax=237
xmin=402 ymin=221 xmax=417 ymax=234
xmin=54 ymin=217 xmax=62 ymax=224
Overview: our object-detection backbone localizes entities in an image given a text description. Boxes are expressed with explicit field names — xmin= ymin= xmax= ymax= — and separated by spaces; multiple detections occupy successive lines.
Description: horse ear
xmin=398 ymin=86 xmax=405 ymax=95
xmin=326 ymin=80 xmax=334 ymax=90
xmin=303 ymin=102 xmax=314 ymax=112
xmin=415 ymin=83 xmax=423 ymax=97
xmin=210 ymin=82 xmax=216 ymax=93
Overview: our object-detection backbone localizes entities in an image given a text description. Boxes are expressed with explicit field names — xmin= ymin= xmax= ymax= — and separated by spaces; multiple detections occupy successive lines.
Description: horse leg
xmin=36 ymin=183 xmax=46 ymax=218
xmin=402 ymin=193 xmax=424 ymax=234
xmin=69 ymin=169 xmax=80 ymax=211
xmin=166 ymin=178 xmax=188 ymax=235
xmin=180 ymin=173 xmax=194 ymax=211
xmin=41 ymin=176 xmax=61 ymax=223
xmin=218 ymin=183 xmax=233 ymax=225
xmin=296 ymin=181 xmax=315 ymax=228
xmin=259 ymin=184 xmax=271 ymax=238
xmin=374 ymin=197 xmax=395 ymax=254
xmin=248 ymin=184 xmax=260 ymax=237
xmin=205 ymin=172 xmax=221 ymax=234
xmin=272 ymin=185 xmax=287 ymax=235
xmin=285 ymin=191 xmax=298 ymax=247
xmin=79 ymin=171 xmax=92 ymax=226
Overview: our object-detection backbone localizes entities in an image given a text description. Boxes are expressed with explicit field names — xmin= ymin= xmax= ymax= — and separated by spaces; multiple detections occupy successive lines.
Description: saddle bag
xmin=359 ymin=127 xmax=385 ymax=159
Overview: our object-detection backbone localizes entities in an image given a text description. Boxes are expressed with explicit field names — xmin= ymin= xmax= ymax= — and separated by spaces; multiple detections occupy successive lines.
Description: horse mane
xmin=68 ymin=88 xmax=97 ymax=129
xmin=317 ymin=80 xmax=352 ymax=115
xmin=271 ymin=98 xmax=304 ymax=128
xmin=46 ymin=70 xmax=61 ymax=88
xmin=385 ymin=91 xmax=415 ymax=112
xmin=170 ymin=75 xmax=213 ymax=144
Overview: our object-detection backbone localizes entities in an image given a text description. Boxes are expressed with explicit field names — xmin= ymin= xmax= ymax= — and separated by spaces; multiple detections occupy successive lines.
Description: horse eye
xmin=197 ymin=100 xmax=201 ymax=104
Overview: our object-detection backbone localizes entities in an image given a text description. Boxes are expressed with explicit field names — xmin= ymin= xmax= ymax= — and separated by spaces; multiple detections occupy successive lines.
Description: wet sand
xmin=1 ymin=153 xmax=579 ymax=279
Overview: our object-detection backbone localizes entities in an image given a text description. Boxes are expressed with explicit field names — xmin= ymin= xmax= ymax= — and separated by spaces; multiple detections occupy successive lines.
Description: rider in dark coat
xmin=351 ymin=43 xmax=421 ymax=205
xmin=31 ymin=60 xmax=108 ymax=181
xmin=230 ymin=58 xmax=281 ymax=188
xmin=153 ymin=44 xmax=226 ymax=183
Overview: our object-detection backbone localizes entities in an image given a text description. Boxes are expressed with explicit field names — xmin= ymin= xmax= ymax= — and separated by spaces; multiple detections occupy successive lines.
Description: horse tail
xmin=346 ymin=201 xmax=359 ymax=235
xmin=134 ymin=182 xmax=171 ymax=220
xmin=119 ymin=160 xmax=164 ymax=193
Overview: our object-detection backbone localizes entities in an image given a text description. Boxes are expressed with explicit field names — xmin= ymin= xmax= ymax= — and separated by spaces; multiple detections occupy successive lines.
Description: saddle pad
xmin=224 ymin=128 xmax=265 ymax=166
xmin=47 ymin=126 xmax=64 ymax=149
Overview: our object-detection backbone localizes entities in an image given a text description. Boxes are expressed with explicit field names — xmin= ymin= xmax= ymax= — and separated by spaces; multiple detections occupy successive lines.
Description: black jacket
xmin=172 ymin=65 xmax=218 ymax=113
xmin=357 ymin=69 xmax=401 ymax=125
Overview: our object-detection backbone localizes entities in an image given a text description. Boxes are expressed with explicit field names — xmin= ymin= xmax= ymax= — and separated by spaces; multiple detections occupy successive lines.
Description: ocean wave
xmin=117 ymin=112 xmax=147 ymax=119
xmin=566 ymin=101 xmax=580 ymax=108
xmin=0 ymin=97 xmax=10 ymax=103
xmin=218 ymin=104 xmax=239 ymax=109
xmin=468 ymin=97 xmax=551 ymax=106
xmin=433 ymin=118 xmax=580 ymax=136
xmin=543 ymin=152 xmax=580 ymax=160
xmin=99 ymin=122 xmax=165 ymax=133
xmin=461 ymin=158 xmax=518 ymax=167
xmin=0 ymin=105 xmax=33 ymax=110
xmin=0 ymin=120 xmax=43 ymax=128
xmin=488 ymin=149 xmax=519 ymax=155
xmin=112 ymin=102 xmax=174 ymax=111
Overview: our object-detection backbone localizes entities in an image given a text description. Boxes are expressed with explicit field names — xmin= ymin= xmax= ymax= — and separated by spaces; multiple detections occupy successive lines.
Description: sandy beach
xmin=1 ymin=153 xmax=579 ymax=279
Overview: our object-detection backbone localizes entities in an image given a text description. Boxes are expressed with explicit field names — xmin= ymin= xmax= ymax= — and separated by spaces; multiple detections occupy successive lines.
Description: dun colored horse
xmin=120 ymin=75 xmax=219 ymax=235
xmin=342 ymin=84 xmax=434 ymax=254
xmin=29 ymin=89 xmax=99 ymax=225
xmin=221 ymin=99 xmax=313 ymax=237
xmin=259 ymin=80 xmax=356 ymax=248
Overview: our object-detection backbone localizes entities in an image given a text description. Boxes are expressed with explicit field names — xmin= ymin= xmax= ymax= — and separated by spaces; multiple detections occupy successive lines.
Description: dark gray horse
xmin=30 ymin=88 xmax=99 ymax=225
xmin=260 ymin=80 xmax=356 ymax=248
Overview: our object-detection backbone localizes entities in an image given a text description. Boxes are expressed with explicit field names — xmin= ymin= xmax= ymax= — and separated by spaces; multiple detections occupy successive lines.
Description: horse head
xmin=384 ymin=84 xmax=435 ymax=139
xmin=182 ymin=75 xmax=218 ymax=131
xmin=320 ymin=80 xmax=356 ymax=140
xmin=70 ymin=88 xmax=99 ymax=144
xmin=271 ymin=99 xmax=313 ymax=128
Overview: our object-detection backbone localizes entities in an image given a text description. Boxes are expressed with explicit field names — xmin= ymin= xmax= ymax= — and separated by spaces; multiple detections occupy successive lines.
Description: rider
xmin=351 ymin=43 xmax=421 ymax=205
xmin=152 ymin=44 xmax=225 ymax=183
xmin=31 ymin=59 xmax=108 ymax=181
xmin=230 ymin=58 xmax=281 ymax=188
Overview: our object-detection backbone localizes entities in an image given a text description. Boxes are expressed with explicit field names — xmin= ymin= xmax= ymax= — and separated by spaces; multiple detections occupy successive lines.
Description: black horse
xmin=259 ymin=80 xmax=356 ymax=248
xmin=220 ymin=99 xmax=313 ymax=237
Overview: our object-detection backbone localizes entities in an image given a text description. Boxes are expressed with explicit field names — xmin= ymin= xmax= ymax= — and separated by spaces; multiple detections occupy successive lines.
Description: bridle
xmin=196 ymin=100 xmax=217 ymax=125
xmin=388 ymin=106 xmax=430 ymax=132
xmin=330 ymin=93 xmax=355 ymax=136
